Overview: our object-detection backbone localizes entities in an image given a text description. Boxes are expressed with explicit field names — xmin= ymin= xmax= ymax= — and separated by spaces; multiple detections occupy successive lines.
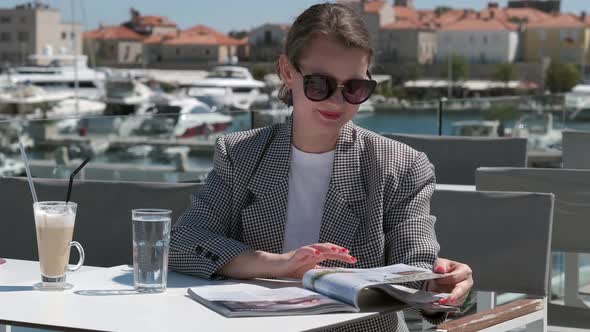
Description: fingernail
xmin=340 ymin=248 xmax=348 ymax=253
xmin=331 ymin=247 xmax=338 ymax=251
xmin=439 ymin=298 xmax=448 ymax=305
xmin=315 ymin=250 xmax=320 ymax=255
xmin=449 ymin=297 xmax=456 ymax=304
xmin=350 ymin=256 xmax=357 ymax=262
xmin=435 ymin=266 xmax=446 ymax=273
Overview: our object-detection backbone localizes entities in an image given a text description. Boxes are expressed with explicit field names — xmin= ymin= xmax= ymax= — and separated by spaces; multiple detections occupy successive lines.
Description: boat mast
xmin=71 ymin=0 xmax=79 ymax=115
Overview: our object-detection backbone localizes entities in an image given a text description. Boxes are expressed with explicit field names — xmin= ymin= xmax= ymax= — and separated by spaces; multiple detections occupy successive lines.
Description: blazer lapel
xmin=241 ymin=118 xmax=292 ymax=253
xmin=319 ymin=122 xmax=365 ymax=251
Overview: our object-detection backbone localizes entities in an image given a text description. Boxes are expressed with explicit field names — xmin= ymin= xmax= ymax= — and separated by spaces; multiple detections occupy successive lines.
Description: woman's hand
xmin=425 ymin=258 xmax=473 ymax=306
xmin=274 ymin=243 xmax=357 ymax=279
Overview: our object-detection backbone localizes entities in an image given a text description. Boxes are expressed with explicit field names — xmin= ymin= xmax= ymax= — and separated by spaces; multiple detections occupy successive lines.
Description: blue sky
xmin=3 ymin=0 xmax=588 ymax=33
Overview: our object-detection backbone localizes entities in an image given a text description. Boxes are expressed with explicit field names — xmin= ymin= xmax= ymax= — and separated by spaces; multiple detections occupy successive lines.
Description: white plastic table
xmin=0 ymin=259 xmax=385 ymax=332
xmin=434 ymin=184 xmax=476 ymax=192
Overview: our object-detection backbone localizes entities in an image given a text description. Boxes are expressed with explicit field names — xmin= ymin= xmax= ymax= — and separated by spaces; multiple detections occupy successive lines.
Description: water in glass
xmin=132 ymin=210 xmax=171 ymax=292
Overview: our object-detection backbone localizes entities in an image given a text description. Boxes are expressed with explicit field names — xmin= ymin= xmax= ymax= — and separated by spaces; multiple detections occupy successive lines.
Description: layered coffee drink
xmin=34 ymin=204 xmax=76 ymax=278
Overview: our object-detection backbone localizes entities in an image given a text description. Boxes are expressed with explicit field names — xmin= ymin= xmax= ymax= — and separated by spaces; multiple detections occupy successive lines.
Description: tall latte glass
xmin=33 ymin=201 xmax=85 ymax=291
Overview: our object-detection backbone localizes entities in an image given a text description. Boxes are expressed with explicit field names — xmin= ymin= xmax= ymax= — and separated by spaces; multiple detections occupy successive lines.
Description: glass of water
xmin=132 ymin=209 xmax=172 ymax=293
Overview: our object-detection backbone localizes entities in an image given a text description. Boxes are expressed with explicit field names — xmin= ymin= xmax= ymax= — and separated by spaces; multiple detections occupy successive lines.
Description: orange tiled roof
xmin=364 ymin=1 xmax=386 ymax=13
xmin=137 ymin=15 xmax=177 ymax=28
xmin=83 ymin=25 xmax=144 ymax=40
xmin=527 ymin=13 xmax=587 ymax=28
xmin=161 ymin=25 xmax=243 ymax=46
xmin=383 ymin=20 xmax=427 ymax=30
xmin=435 ymin=9 xmax=471 ymax=27
xmin=442 ymin=17 xmax=518 ymax=31
xmin=394 ymin=6 xmax=418 ymax=21
xmin=502 ymin=8 xmax=551 ymax=22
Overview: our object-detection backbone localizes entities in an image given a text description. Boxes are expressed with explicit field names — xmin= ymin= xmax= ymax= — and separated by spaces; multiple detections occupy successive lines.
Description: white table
xmin=0 ymin=259 xmax=384 ymax=332
xmin=434 ymin=184 xmax=476 ymax=192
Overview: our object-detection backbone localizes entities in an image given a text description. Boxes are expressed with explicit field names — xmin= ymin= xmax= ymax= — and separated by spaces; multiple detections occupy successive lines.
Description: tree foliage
xmin=441 ymin=56 xmax=469 ymax=81
xmin=545 ymin=62 xmax=581 ymax=93
xmin=494 ymin=63 xmax=515 ymax=85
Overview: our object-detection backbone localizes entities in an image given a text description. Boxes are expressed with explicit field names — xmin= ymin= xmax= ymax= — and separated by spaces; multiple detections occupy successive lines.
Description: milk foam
xmin=35 ymin=209 xmax=76 ymax=228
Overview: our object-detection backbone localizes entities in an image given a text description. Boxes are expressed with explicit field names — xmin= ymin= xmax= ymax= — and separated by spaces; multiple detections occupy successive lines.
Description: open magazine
xmin=187 ymin=264 xmax=459 ymax=317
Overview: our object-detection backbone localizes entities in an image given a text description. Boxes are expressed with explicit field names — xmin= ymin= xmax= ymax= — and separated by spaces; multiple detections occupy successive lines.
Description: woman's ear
xmin=278 ymin=54 xmax=295 ymax=89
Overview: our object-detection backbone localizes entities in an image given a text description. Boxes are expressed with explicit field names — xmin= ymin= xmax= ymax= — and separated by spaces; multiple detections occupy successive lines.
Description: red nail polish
xmin=340 ymin=248 xmax=348 ymax=253
xmin=440 ymin=298 xmax=448 ymax=305
xmin=331 ymin=247 xmax=338 ymax=251
xmin=435 ymin=266 xmax=445 ymax=273
xmin=449 ymin=297 xmax=456 ymax=304
xmin=315 ymin=250 xmax=320 ymax=255
xmin=350 ymin=256 xmax=357 ymax=262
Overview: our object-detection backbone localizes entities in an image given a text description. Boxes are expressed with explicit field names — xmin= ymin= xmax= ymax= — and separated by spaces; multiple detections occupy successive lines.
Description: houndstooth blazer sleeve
xmin=384 ymin=149 xmax=439 ymax=289
xmin=168 ymin=135 xmax=252 ymax=279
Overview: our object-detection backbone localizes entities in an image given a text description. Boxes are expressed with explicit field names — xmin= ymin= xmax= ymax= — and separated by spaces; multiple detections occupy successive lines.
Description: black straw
xmin=66 ymin=157 xmax=91 ymax=203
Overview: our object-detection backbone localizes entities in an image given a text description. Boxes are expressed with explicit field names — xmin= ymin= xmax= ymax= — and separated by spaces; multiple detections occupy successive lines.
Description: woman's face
xmin=281 ymin=36 xmax=371 ymax=133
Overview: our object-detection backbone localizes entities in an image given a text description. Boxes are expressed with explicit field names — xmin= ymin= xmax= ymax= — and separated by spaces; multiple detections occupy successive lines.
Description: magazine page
xmin=187 ymin=282 xmax=358 ymax=317
xmin=375 ymin=285 xmax=459 ymax=313
xmin=302 ymin=264 xmax=446 ymax=308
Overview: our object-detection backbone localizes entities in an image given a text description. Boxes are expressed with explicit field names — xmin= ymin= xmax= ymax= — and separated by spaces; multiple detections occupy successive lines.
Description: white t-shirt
xmin=282 ymin=145 xmax=335 ymax=253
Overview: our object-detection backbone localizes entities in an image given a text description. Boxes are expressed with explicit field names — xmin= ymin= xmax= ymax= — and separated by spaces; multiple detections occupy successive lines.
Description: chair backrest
xmin=383 ymin=133 xmax=527 ymax=185
xmin=476 ymin=167 xmax=590 ymax=253
xmin=432 ymin=189 xmax=554 ymax=296
xmin=562 ymin=129 xmax=590 ymax=169
xmin=0 ymin=177 xmax=203 ymax=267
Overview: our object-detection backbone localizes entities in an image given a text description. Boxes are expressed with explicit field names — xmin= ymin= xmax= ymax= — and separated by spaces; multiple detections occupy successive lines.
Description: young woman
xmin=170 ymin=3 xmax=472 ymax=330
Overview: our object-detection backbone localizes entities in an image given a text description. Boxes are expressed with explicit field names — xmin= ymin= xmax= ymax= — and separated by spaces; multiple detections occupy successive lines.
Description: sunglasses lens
xmin=343 ymin=80 xmax=376 ymax=104
xmin=304 ymin=75 xmax=332 ymax=101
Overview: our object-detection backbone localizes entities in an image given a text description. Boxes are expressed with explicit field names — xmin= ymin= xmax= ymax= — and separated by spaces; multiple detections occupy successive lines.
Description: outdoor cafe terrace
xmin=1 ymin=95 xmax=589 ymax=332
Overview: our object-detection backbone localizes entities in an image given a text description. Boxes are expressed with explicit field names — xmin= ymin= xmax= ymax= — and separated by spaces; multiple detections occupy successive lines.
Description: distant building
xmin=394 ymin=0 xmax=414 ymax=8
xmin=524 ymin=13 xmax=589 ymax=65
xmin=480 ymin=3 xmax=551 ymax=61
xmin=0 ymin=2 xmax=82 ymax=65
xmin=508 ymin=0 xmax=561 ymax=14
xmin=248 ymin=23 xmax=289 ymax=62
xmin=145 ymin=25 xmax=245 ymax=66
xmin=338 ymin=0 xmax=395 ymax=53
xmin=83 ymin=25 xmax=144 ymax=66
xmin=122 ymin=8 xmax=178 ymax=36
xmin=381 ymin=17 xmax=436 ymax=64
xmin=437 ymin=17 xmax=520 ymax=64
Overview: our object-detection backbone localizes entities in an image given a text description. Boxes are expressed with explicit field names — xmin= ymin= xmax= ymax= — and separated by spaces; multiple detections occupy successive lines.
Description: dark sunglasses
xmin=294 ymin=65 xmax=377 ymax=105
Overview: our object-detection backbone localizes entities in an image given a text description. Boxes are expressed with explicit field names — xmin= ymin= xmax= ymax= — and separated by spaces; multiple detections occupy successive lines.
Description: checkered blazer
xmin=170 ymin=118 xmax=444 ymax=331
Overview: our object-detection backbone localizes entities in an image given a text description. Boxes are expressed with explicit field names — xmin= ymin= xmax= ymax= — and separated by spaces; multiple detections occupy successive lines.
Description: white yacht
xmin=0 ymin=54 xmax=106 ymax=100
xmin=0 ymin=153 xmax=24 ymax=177
xmin=0 ymin=84 xmax=106 ymax=119
xmin=46 ymin=98 xmax=106 ymax=118
xmin=0 ymin=84 xmax=72 ymax=116
xmin=184 ymin=66 xmax=266 ymax=111
xmin=135 ymin=94 xmax=233 ymax=138
xmin=511 ymin=112 xmax=562 ymax=151
xmin=565 ymin=84 xmax=590 ymax=120
xmin=103 ymin=76 xmax=155 ymax=115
